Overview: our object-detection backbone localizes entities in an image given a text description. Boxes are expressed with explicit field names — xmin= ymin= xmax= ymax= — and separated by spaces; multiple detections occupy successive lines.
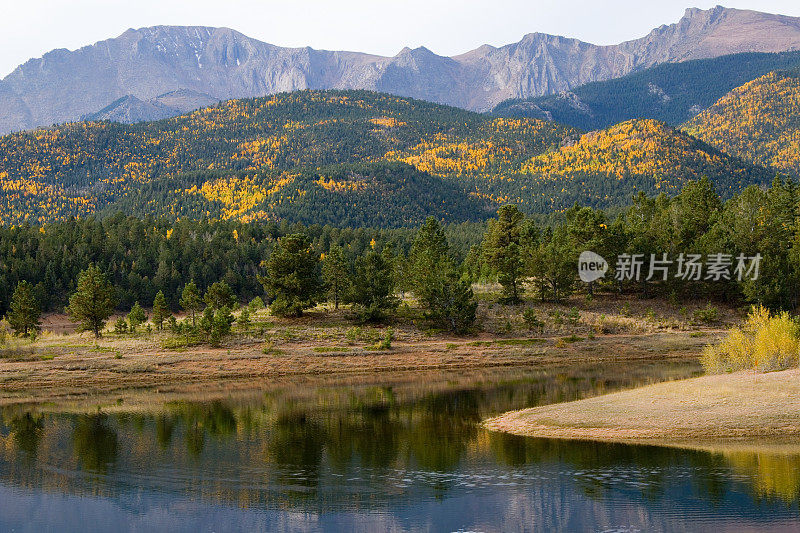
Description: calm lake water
xmin=1 ymin=359 xmax=799 ymax=532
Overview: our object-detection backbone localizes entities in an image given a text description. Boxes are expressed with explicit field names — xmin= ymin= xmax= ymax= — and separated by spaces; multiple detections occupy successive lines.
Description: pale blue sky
xmin=2 ymin=1 xmax=800 ymax=77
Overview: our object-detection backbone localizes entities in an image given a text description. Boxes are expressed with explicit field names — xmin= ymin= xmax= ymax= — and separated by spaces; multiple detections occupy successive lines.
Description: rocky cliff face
xmin=2 ymin=6 xmax=800 ymax=132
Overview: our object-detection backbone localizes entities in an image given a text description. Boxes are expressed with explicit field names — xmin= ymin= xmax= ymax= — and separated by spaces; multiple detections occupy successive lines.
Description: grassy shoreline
xmin=484 ymin=369 xmax=800 ymax=449
xmin=0 ymin=328 xmax=709 ymax=407
xmin=0 ymin=296 xmax=729 ymax=407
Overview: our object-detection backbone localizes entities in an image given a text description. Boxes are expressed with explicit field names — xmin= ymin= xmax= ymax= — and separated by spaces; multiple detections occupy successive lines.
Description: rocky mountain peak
xmin=2 ymin=7 xmax=800 ymax=132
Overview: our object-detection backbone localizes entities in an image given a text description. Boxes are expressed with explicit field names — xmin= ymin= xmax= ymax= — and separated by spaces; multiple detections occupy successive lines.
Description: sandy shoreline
xmin=484 ymin=368 xmax=800 ymax=449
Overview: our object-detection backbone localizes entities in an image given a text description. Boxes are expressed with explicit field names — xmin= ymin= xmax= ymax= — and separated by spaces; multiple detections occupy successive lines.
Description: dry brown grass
xmin=484 ymin=369 xmax=800 ymax=447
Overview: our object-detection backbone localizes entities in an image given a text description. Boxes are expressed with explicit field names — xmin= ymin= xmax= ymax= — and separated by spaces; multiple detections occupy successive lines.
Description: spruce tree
xmin=347 ymin=248 xmax=398 ymax=321
xmin=438 ymin=274 xmax=478 ymax=334
xmin=409 ymin=217 xmax=477 ymax=332
xmin=238 ymin=306 xmax=251 ymax=332
xmin=409 ymin=216 xmax=452 ymax=311
xmin=209 ymin=306 xmax=235 ymax=347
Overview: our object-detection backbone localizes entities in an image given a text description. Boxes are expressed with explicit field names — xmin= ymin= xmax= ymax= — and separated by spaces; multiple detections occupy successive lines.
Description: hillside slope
xmin=0 ymin=91 xmax=775 ymax=225
xmin=2 ymin=6 xmax=800 ymax=131
xmin=511 ymin=119 xmax=773 ymax=211
xmin=684 ymin=70 xmax=800 ymax=175
xmin=493 ymin=51 xmax=800 ymax=130
xmin=0 ymin=91 xmax=574 ymax=226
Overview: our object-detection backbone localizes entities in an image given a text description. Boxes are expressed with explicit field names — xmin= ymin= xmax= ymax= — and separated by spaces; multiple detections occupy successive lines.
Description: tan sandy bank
xmin=484 ymin=369 xmax=800 ymax=448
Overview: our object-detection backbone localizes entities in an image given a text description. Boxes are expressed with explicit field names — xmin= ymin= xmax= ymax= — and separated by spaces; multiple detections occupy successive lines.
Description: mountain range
xmin=492 ymin=50 xmax=800 ymax=130
xmin=2 ymin=5 xmax=800 ymax=133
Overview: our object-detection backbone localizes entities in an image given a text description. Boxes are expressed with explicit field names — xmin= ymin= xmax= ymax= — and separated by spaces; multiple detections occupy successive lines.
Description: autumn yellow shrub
xmin=702 ymin=305 xmax=799 ymax=373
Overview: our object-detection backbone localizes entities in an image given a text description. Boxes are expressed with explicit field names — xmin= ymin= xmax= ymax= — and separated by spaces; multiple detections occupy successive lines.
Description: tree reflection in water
xmin=0 ymin=360 xmax=798 ymax=523
xmin=72 ymin=414 xmax=119 ymax=474
xmin=8 ymin=412 xmax=44 ymax=461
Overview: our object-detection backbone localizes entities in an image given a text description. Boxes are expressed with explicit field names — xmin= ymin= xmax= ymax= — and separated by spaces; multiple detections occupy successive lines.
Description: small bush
xmin=567 ymin=307 xmax=580 ymax=325
xmin=248 ymin=297 xmax=265 ymax=312
xmin=522 ymin=308 xmax=544 ymax=333
xmin=702 ymin=306 xmax=799 ymax=373
xmin=346 ymin=326 xmax=361 ymax=342
xmin=346 ymin=326 xmax=381 ymax=344
xmin=262 ymin=341 xmax=283 ymax=355
xmin=693 ymin=303 xmax=719 ymax=324
xmin=492 ymin=338 xmax=544 ymax=346
xmin=0 ymin=319 xmax=9 ymax=345
xmin=379 ymin=328 xmax=394 ymax=349
xmin=114 ymin=317 xmax=128 ymax=335
xmin=367 ymin=328 xmax=395 ymax=350
xmin=313 ymin=346 xmax=349 ymax=353
xmin=162 ymin=335 xmax=204 ymax=349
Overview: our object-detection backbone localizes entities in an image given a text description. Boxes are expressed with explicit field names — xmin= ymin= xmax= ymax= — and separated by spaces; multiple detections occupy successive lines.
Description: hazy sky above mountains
xmin=2 ymin=1 xmax=799 ymax=77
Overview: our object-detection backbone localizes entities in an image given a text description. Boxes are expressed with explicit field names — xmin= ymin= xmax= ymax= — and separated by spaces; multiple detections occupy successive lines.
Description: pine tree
xmin=152 ymin=290 xmax=170 ymax=331
xmin=66 ymin=264 xmax=116 ymax=338
xmin=199 ymin=306 xmax=215 ymax=335
xmin=128 ymin=302 xmax=147 ymax=333
xmin=409 ymin=217 xmax=477 ymax=332
xmin=346 ymin=248 xmax=398 ymax=321
xmin=114 ymin=317 xmax=128 ymax=335
xmin=210 ymin=306 xmax=235 ymax=347
xmin=238 ymin=307 xmax=251 ymax=332
xmin=439 ymin=274 xmax=478 ymax=334
xmin=204 ymin=281 xmax=236 ymax=310
xmin=537 ymin=226 xmax=576 ymax=301
xmin=248 ymin=296 xmax=265 ymax=313
xmin=564 ymin=204 xmax=605 ymax=296
xmin=672 ymin=176 xmax=722 ymax=251
xmin=322 ymin=244 xmax=350 ymax=310
xmin=7 ymin=281 xmax=41 ymax=337
xmin=483 ymin=205 xmax=527 ymax=304
xmin=258 ymin=234 xmax=321 ymax=317
xmin=180 ymin=280 xmax=203 ymax=328
xmin=409 ymin=216 xmax=452 ymax=310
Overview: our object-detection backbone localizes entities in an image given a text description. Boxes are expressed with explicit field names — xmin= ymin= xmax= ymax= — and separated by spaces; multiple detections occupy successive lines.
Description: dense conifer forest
xmin=2 ymin=177 xmax=798 ymax=325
